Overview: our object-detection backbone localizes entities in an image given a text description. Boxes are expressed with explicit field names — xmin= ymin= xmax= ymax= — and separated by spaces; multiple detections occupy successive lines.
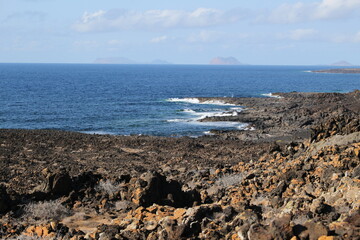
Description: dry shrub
xmin=215 ymin=173 xmax=244 ymax=187
xmin=22 ymin=199 xmax=70 ymax=223
xmin=95 ymin=179 xmax=119 ymax=195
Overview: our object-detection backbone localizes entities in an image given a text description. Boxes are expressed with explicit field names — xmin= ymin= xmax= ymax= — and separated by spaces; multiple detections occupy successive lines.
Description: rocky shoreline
xmin=1 ymin=91 xmax=360 ymax=239
xmin=312 ymin=68 xmax=360 ymax=74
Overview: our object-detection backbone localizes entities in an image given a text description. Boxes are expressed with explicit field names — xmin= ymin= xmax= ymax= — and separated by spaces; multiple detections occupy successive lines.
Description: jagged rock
xmin=310 ymin=197 xmax=333 ymax=215
xmin=1 ymin=91 xmax=360 ymax=239
xmin=131 ymin=171 xmax=200 ymax=208
xmin=34 ymin=169 xmax=73 ymax=197
xmin=299 ymin=221 xmax=329 ymax=240
xmin=352 ymin=165 xmax=360 ymax=179
xmin=0 ymin=185 xmax=10 ymax=214
xmin=72 ymin=171 xmax=101 ymax=191
xmin=269 ymin=214 xmax=293 ymax=239
xmin=247 ymin=224 xmax=271 ymax=240
xmin=271 ymin=180 xmax=287 ymax=197
xmin=269 ymin=142 xmax=281 ymax=153
xmin=97 ymin=225 xmax=121 ymax=240
xmin=311 ymin=116 xmax=360 ymax=142
xmin=345 ymin=212 xmax=360 ymax=227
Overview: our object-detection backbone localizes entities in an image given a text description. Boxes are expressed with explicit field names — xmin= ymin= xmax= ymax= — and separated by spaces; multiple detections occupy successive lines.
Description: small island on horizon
xmin=312 ymin=68 xmax=360 ymax=74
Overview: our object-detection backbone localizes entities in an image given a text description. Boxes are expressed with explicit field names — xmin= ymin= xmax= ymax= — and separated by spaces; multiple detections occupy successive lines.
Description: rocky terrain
xmin=312 ymin=69 xmax=360 ymax=74
xmin=0 ymin=91 xmax=360 ymax=239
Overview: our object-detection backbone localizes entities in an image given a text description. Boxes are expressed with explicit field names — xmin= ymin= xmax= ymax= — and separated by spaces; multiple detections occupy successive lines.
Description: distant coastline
xmin=312 ymin=68 xmax=360 ymax=74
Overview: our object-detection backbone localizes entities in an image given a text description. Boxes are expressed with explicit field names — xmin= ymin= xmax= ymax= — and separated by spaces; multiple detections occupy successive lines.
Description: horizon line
xmin=0 ymin=62 xmax=359 ymax=67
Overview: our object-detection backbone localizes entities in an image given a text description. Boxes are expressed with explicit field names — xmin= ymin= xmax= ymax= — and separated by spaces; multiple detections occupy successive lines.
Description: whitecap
xmin=166 ymin=119 xmax=189 ymax=123
xmin=167 ymin=98 xmax=200 ymax=104
xmin=261 ymin=93 xmax=283 ymax=99
xmin=182 ymin=108 xmax=196 ymax=113
xmin=201 ymin=100 xmax=236 ymax=106
xmin=192 ymin=121 xmax=248 ymax=129
xmin=194 ymin=110 xmax=239 ymax=120
xmin=203 ymin=131 xmax=215 ymax=135
xmin=167 ymin=98 xmax=236 ymax=106
xmin=81 ymin=131 xmax=115 ymax=135
xmin=230 ymin=107 xmax=243 ymax=111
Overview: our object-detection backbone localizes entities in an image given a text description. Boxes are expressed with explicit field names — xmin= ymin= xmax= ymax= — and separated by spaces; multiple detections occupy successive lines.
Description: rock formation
xmin=0 ymin=91 xmax=359 ymax=239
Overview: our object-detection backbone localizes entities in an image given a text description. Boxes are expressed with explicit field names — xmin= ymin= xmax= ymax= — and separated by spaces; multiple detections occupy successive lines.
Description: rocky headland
xmin=1 ymin=91 xmax=360 ymax=239
xmin=312 ymin=69 xmax=360 ymax=74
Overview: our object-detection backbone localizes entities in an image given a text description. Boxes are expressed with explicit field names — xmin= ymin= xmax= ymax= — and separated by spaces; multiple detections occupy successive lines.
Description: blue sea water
xmin=0 ymin=63 xmax=359 ymax=136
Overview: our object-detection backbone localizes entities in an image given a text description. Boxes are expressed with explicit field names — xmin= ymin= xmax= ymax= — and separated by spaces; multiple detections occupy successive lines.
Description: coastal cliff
xmin=1 ymin=91 xmax=360 ymax=239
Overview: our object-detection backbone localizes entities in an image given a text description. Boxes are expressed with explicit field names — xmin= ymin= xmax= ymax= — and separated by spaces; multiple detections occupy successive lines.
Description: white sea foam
xmin=203 ymin=131 xmax=215 ymax=135
xmin=167 ymin=98 xmax=247 ymax=133
xmin=201 ymin=100 xmax=236 ymax=106
xmin=182 ymin=108 xmax=196 ymax=113
xmin=167 ymin=98 xmax=236 ymax=106
xmin=167 ymin=98 xmax=200 ymax=104
xmin=261 ymin=93 xmax=283 ymax=99
xmin=192 ymin=121 xmax=249 ymax=130
xmin=82 ymin=131 xmax=115 ymax=135
xmin=194 ymin=111 xmax=239 ymax=120
xmin=166 ymin=119 xmax=188 ymax=123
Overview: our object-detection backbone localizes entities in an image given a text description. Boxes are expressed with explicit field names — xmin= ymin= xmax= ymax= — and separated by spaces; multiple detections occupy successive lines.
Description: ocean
xmin=0 ymin=63 xmax=359 ymax=136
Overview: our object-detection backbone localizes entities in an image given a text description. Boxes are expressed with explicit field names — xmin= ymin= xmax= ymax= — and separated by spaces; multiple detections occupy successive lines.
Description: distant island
xmin=329 ymin=61 xmax=354 ymax=66
xmin=209 ymin=57 xmax=245 ymax=65
xmin=312 ymin=68 xmax=360 ymax=74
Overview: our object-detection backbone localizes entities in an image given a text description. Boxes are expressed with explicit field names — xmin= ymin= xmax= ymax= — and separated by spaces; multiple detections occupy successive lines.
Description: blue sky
xmin=1 ymin=0 xmax=360 ymax=64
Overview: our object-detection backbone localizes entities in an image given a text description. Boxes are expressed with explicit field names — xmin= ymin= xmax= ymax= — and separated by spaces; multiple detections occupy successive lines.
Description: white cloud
xmin=315 ymin=0 xmax=360 ymax=19
xmin=73 ymin=8 xmax=243 ymax=32
xmin=150 ymin=35 xmax=168 ymax=43
xmin=5 ymin=11 xmax=46 ymax=22
xmin=107 ymin=39 xmax=122 ymax=45
xmin=187 ymin=30 xmax=248 ymax=43
xmin=73 ymin=40 xmax=98 ymax=47
xmin=331 ymin=31 xmax=360 ymax=43
xmin=289 ymin=28 xmax=318 ymax=40
xmin=81 ymin=10 xmax=106 ymax=24
xmin=266 ymin=0 xmax=360 ymax=23
xmin=187 ymin=30 xmax=223 ymax=43
xmin=355 ymin=32 xmax=360 ymax=42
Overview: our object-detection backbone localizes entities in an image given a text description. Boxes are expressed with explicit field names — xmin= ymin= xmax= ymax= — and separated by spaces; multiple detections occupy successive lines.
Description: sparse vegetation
xmin=115 ymin=200 xmax=132 ymax=211
xmin=215 ymin=173 xmax=244 ymax=187
xmin=9 ymin=235 xmax=49 ymax=240
xmin=22 ymin=200 xmax=70 ymax=223
xmin=95 ymin=179 xmax=119 ymax=195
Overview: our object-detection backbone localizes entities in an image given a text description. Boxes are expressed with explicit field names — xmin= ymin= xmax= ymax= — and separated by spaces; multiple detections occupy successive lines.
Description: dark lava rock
xmin=271 ymin=180 xmax=287 ymax=198
xmin=133 ymin=171 xmax=200 ymax=208
xmin=73 ymin=171 xmax=101 ymax=190
xmin=269 ymin=142 xmax=281 ymax=153
xmin=0 ymin=185 xmax=11 ymax=214
xmin=352 ymin=165 xmax=360 ymax=179
xmin=97 ymin=224 xmax=121 ymax=239
xmin=247 ymin=224 xmax=272 ymax=240
xmin=38 ymin=169 xmax=73 ymax=197
xmin=311 ymin=116 xmax=360 ymax=142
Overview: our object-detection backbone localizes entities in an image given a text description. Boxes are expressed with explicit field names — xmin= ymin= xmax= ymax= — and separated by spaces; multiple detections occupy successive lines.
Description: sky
xmin=1 ymin=0 xmax=360 ymax=65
